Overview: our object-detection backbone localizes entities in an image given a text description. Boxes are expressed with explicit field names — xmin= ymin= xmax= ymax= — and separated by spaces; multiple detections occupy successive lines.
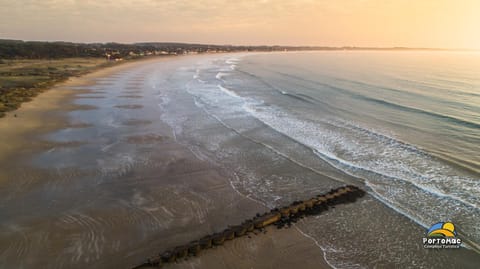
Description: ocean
xmin=164 ymin=51 xmax=480 ymax=267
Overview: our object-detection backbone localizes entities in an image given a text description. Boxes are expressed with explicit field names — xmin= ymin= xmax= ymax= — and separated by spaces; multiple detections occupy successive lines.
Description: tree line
xmin=0 ymin=40 xmax=293 ymax=59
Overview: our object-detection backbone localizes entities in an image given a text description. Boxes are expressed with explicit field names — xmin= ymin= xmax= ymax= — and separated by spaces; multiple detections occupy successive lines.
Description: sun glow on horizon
xmin=1 ymin=0 xmax=479 ymax=49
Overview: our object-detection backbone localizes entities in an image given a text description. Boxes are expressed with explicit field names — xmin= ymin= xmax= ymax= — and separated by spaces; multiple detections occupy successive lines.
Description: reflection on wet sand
xmin=121 ymin=119 xmax=152 ymax=126
xmin=118 ymin=95 xmax=143 ymax=99
xmin=0 ymin=56 xmax=273 ymax=269
xmin=114 ymin=104 xmax=144 ymax=109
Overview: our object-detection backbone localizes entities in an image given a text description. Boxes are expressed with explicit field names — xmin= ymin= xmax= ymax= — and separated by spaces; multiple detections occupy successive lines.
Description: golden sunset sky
xmin=1 ymin=0 xmax=479 ymax=49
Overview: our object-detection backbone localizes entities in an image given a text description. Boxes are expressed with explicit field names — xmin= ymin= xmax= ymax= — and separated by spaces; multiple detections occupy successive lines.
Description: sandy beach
xmin=0 ymin=55 xmax=332 ymax=269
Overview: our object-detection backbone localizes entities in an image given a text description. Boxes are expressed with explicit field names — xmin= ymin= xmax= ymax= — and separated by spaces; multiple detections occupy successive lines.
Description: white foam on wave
xmin=187 ymin=56 xmax=480 ymax=211
xmin=244 ymin=104 xmax=479 ymax=209
xmin=242 ymin=102 xmax=480 ymax=249
xmin=225 ymin=58 xmax=240 ymax=65
xmin=217 ymin=85 xmax=241 ymax=99
xmin=226 ymin=58 xmax=240 ymax=70
xmin=215 ymin=72 xmax=229 ymax=81
xmin=193 ymin=68 xmax=200 ymax=79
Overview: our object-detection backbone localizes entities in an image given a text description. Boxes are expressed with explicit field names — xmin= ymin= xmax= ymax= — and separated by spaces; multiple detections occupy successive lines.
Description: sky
xmin=1 ymin=0 xmax=479 ymax=49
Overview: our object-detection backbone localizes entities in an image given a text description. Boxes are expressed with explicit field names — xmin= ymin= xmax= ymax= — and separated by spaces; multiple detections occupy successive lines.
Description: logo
xmin=423 ymin=222 xmax=461 ymax=249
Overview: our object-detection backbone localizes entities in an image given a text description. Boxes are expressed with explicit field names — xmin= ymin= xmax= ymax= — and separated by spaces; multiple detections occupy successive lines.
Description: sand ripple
xmin=118 ymin=95 xmax=143 ymax=98
xmin=121 ymin=119 xmax=152 ymax=126
xmin=114 ymin=104 xmax=143 ymax=109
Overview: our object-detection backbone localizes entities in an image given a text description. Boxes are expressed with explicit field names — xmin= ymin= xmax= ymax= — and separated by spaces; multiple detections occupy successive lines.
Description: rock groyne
xmin=133 ymin=185 xmax=365 ymax=268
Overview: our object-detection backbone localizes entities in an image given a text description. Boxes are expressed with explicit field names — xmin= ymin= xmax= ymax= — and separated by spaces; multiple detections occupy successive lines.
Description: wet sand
xmin=0 ymin=55 xmax=332 ymax=269
xmin=0 ymin=59 xmax=147 ymax=162
xmin=168 ymin=226 xmax=331 ymax=269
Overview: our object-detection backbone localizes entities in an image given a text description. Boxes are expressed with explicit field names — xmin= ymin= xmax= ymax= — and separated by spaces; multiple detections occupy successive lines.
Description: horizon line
xmin=1 ymin=38 xmax=480 ymax=52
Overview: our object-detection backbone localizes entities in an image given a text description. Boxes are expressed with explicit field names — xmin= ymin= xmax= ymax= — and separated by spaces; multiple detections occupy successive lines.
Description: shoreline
xmin=0 ymin=56 xmax=171 ymax=162
xmin=0 ymin=54 xmax=334 ymax=269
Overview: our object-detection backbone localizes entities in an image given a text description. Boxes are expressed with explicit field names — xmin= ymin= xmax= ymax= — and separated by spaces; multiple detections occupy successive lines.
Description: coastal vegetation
xmin=0 ymin=39 xmax=304 ymax=60
xmin=0 ymin=58 xmax=110 ymax=117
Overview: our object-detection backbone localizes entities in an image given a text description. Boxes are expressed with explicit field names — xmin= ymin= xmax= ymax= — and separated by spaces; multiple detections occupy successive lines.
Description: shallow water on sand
xmin=0 ymin=53 xmax=479 ymax=268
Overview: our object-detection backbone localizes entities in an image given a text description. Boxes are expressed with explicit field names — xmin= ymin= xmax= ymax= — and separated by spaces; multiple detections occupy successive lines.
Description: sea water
xmin=178 ymin=51 xmax=480 ymax=267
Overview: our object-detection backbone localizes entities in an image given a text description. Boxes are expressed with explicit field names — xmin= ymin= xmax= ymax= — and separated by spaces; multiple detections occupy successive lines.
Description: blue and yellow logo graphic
xmin=427 ymin=222 xmax=456 ymax=237
xmin=423 ymin=221 xmax=461 ymax=249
